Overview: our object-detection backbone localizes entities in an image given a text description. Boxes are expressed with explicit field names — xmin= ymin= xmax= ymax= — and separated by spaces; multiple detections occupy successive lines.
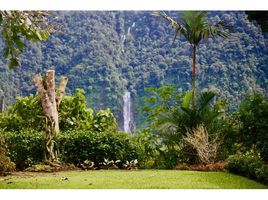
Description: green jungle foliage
xmin=0 ymin=90 xmax=123 ymax=169
xmin=226 ymin=148 xmax=268 ymax=185
xmin=237 ymin=93 xmax=268 ymax=160
xmin=227 ymin=150 xmax=263 ymax=179
xmin=0 ymin=129 xmax=44 ymax=169
xmin=256 ymin=165 xmax=268 ymax=185
xmin=143 ymin=86 xmax=227 ymax=166
xmin=0 ymin=95 xmax=44 ymax=131
xmin=59 ymin=89 xmax=94 ymax=131
xmin=142 ymin=86 xmax=268 ymax=168
xmin=0 ymin=11 xmax=52 ymax=68
xmin=0 ymin=89 xmax=117 ymax=132
xmin=0 ymin=129 xmax=139 ymax=170
xmin=58 ymin=130 xmax=138 ymax=168
xmin=0 ymin=11 xmax=267 ymax=128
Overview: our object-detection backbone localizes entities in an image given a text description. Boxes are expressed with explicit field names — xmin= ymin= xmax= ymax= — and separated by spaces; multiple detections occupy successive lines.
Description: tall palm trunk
xmin=0 ymin=90 xmax=4 ymax=113
xmin=192 ymin=45 xmax=197 ymax=110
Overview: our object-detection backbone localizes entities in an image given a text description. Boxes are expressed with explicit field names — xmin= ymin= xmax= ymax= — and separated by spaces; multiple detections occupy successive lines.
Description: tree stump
xmin=32 ymin=70 xmax=68 ymax=164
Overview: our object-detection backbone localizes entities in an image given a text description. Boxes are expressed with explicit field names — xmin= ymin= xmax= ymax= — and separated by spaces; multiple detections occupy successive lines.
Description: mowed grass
xmin=0 ymin=170 xmax=267 ymax=189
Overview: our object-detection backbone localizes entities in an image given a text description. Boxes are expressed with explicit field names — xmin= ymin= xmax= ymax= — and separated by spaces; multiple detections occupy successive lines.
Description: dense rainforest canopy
xmin=0 ymin=11 xmax=267 ymax=128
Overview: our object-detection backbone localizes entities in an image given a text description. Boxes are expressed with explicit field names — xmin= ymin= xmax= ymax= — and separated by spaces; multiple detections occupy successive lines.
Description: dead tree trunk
xmin=32 ymin=70 xmax=68 ymax=164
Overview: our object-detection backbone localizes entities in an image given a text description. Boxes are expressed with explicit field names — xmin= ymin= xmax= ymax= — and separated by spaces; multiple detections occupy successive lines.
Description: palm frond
xmin=182 ymin=90 xmax=193 ymax=109
xmin=153 ymin=11 xmax=186 ymax=44
xmin=156 ymin=112 xmax=180 ymax=134
xmin=197 ymin=92 xmax=216 ymax=113
xmin=204 ymin=20 xmax=231 ymax=40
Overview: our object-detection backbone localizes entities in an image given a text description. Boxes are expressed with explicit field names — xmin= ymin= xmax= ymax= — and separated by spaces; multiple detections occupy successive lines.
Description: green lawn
xmin=0 ymin=170 xmax=267 ymax=189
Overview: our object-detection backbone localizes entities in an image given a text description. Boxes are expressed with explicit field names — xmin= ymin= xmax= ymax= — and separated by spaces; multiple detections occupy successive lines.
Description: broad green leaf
xmin=3 ymin=47 xmax=10 ymax=59
xmin=8 ymin=57 xmax=20 ymax=69
xmin=182 ymin=91 xmax=192 ymax=109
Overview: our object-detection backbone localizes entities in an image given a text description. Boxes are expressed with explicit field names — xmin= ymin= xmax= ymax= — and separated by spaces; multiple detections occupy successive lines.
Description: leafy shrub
xmin=0 ymin=136 xmax=16 ymax=173
xmin=132 ymin=128 xmax=163 ymax=169
xmin=92 ymin=109 xmax=118 ymax=132
xmin=216 ymin=115 xmax=240 ymax=161
xmin=0 ymin=89 xmax=118 ymax=134
xmin=256 ymin=165 xmax=268 ymax=185
xmin=59 ymin=89 xmax=94 ymax=130
xmin=238 ymin=93 xmax=268 ymax=161
xmin=1 ymin=129 xmax=44 ymax=169
xmin=58 ymin=130 xmax=138 ymax=168
xmin=0 ymin=95 xmax=44 ymax=131
xmin=1 ymin=129 xmax=142 ymax=170
xmin=226 ymin=151 xmax=263 ymax=179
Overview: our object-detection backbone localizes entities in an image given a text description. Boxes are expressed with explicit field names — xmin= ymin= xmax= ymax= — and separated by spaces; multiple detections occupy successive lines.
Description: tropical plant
xmin=79 ymin=159 xmax=96 ymax=170
xmin=133 ymin=128 xmax=163 ymax=168
xmin=123 ymin=159 xmax=139 ymax=170
xmin=143 ymin=85 xmax=183 ymax=128
xmin=143 ymin=86 xmax=225 ymax=165
xmin=57 ymin=130 xmax=138 ymax=167
xmin=226 ymin=149 xmax=264 ymax=180
xmin=0 ymin=95 xmax=44 ymax=131
xmin=1 ymin=129 xmax=44 ymax=169
xmin=154 ymin=11 xmax=230 ymax=109
xmin=99 ymin=158 xmax=121 ymax=169
xmin=92 ymin=109 xmax=118 ymax=132
xmin=238 ymin=93 xmax=268 ymax=161
xmin=0 ymin=89 xmax=94 ymax=132
xmin=180 ymin=91 xmax=224 ymax=129
xmin=59 ymin=89 xmax=94 ymax=130
xmin=157 ymin=91 xmax=224 ymax=138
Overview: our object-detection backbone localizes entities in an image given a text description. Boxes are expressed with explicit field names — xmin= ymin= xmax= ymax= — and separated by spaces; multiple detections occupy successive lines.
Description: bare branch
xmin=56 ymin=76 xmax=68 ymax=107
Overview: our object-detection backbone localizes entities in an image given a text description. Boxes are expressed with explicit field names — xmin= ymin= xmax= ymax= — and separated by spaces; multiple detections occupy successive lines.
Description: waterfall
xmin=123 ymin=91 xmax=133 ymax=133
xmin=121 ymin=34 xmax=126 ymax=52
xmin=121 ymin=22 xmax=136 ymax=52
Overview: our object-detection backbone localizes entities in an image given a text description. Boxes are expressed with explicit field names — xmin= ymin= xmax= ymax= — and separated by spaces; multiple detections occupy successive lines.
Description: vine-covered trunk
xmin=192 ymin=45 xmax=197 ymax=110
xmin=33 ymin=70 xmax=68 ymax=164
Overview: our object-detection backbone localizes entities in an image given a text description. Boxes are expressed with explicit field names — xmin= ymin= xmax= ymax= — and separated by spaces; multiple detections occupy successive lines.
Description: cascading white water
xmin=121 ymin=22 xmax=136 ymax=52
xmin=121 ymin=34 xmax=126 ymax=52
xmin=123 ymin=91 xmax=132 ymax=133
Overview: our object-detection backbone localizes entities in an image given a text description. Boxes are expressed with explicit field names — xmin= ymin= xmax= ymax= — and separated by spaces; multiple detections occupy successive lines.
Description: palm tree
xmin=154 ymin=11 xmax=230 ymax=109
xmin=155 ymin=91 xmax=225 ymax=164
xmin=157 ymin=91 xmax=222 ymax=137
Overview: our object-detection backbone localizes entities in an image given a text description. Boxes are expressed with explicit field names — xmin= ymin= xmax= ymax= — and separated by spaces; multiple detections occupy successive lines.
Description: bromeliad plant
xmin=99 ymin=158 xmax=121 ymax=169
xmin=123 ymin=159 xmax=139 ymax=170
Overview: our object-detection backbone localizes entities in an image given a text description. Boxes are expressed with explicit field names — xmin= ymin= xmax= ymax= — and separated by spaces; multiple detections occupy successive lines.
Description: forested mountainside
xmin=0 ymin=11 xmax=267 ymax=129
